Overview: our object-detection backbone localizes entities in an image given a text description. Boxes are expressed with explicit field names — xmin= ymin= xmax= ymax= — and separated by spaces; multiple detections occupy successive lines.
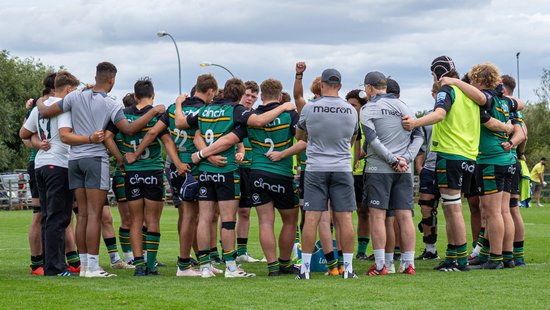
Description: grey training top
xmin=297 ymin=96 xmax=358 ymax=172
xmin=360 ymin=94 xmax=424 ymax=174
xmin=420 ymin=112 xmax=436 ymax=171
xmin=58 ymin=89 xmax=125 ymax=160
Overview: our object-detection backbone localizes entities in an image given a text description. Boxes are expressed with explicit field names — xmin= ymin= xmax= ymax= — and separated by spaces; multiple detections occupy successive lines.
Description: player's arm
xmin=125 ymin=120 xmax=167 ymax=164
xmin=160 ymin=133 xmax=191 ymax=175
xmin=293 ymin=61 xmax=307 ymax=114
xmin=59 ymin=127 xmax=104 ymax=145
xmin=402 ymin=108 xmax=446 ymax=130
xmin=439 ymin=77 xmax=486 ymax=106
xmin=267 ymin=140 xmax=307 ymax=162
xmin=36 ymin=96 xmax=64 ymax=117
xmin=403 ymin=127 xmax=424 ymax=163
xmin=246 ymin=102 xmax=295 ymax=127
xmin=517 ymin=123 xmax=528 ymax=156
xmin=174 ymin=94 xmax=192 ymax=129
xmin=115 ymin=105 xmax=164 ymax=136
xmin=103 ymin=130 xmax=124 ymax=168
xmin=236 ymin=142 xmax=245 ymax=163
xmin=19 ymin=126 xmax=34 ymax=140
xmin=192 ymin=132 xmax=240 ymax=164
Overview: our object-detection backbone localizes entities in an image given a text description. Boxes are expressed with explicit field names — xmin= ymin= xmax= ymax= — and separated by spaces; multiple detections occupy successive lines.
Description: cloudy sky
xmin=2 ymin=0 xmax=550 ymax=112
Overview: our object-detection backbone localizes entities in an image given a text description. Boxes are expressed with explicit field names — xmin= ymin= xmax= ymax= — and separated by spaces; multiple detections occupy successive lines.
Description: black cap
xmin=386 ymin=78 xmax=400 ymax=96
xmin=321 ymin=68 xmax=341 ymax=84
xmin=364 ymin=71 xmax=387 ymax=87
xmin=431 ymin=56 xmax=456 ymax=80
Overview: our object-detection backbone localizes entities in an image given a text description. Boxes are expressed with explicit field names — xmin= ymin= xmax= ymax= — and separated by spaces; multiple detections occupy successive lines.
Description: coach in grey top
xmin=360 ymin=72 xmax=423 ymax=275
xmin=295 ymin=68 xmax=359 ymax=280
xmin=37 ymin=62 xmax=163 ymax=277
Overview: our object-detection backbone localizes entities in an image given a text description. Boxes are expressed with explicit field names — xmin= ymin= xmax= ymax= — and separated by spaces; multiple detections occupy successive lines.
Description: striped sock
xmin=337 ymin=250 xmax=344 ymax=268
xmin=210 ymin=247 xmax=220 ymax=261
xmin=134 ymin=256 xmax=146 ymax=270
xmin=445 ymin=244 xmax=457 ymax=263
xmin=503 ymin=251 xmax=513 ymax=263
xmin=394 ymin=247 xmax=401 ymax=256
xmin=237 ymin=238 xmax=248 ymax=256
xmin=295 ymin=226 xmax=300 ymax=244
xmin=198 ymin=249 xmax=210 ymax=266
xmin=177 ymin=256 xmax=192 ymax=271
xmin=325 ymin=251 xmax=337 ymax=270
xmin=456 ymin=243 xmax=468 ymax=266
xmin=513 ymin=241 xmax=524 ymax=263
xmin=145 ymin=232 xmax=161 ymax=271
xmin=118 ymin=227 xmax=132 ymax=255
xmin=278 ymin=258 xmax=292 ymax=273
xmin=65 ymin=251 xmax=80 ymax=268
xmin=142 ymin=226 xmax=148 ymax=261
xmin=357 ymin=237 xmax=370 ymax=255
xmin=479 ymin=239 xmax=490 ymax=261
xmin=30 ymin=254 xmax=43 ymax=270
xmin=223 ymin=249 xmax=237 ymax=263
xmin=268 ymin=261 xmax=280 ymax=274
xmin=104 ymin=237 xmax=121 ymax=264
xmin=489 ymin=252 xmax=503 ymax=263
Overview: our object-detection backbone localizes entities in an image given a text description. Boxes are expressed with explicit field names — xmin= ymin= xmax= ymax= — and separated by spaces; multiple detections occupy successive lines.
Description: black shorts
xmin=111 ymin=173 xmax=126 ymax=203
xmin=27 ymin=161 xmax=39 ymax=199
xmin=436 ymin=156 xmax=476 ymax=191
xmin=124 ymin=170 xmax=165 ymax=202
xmin=197 ymin=171 xmax=240 ymax=201
xmin=463 ymin=168 xmax=479 ymax=198
xmin=353 ymin=174 xmax=364 ymax=203
xmin=476 ymin=164 xmax=515 ymax=195
xmin=510 ymin=161 xmax=521 ymax=195
xmin=239 ymin=167 xmax=252 ymax=208
xmin=250 ymin=170 xmax=298 ymax=210
xmin=299 ymin=170 xmax=305 ymax=200
xmin=419 ymin=168 xmax=438 ymax=195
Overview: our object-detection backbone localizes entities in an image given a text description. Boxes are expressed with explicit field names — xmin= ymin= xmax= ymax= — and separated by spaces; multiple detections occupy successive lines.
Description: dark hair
xmin=260 ymin=79 xmax=283 ymax=100
xmin=386 ymin=78 xmax=400 ymax=96
xmin=542 ymin=157 xmax=547 ymax=161
xmin=244 ymin=80 xmax=259 ymax=93
xmin=345 ymin=89 xmax=367 ymax=106
xmin=54 ymin=71 xmax=80 ymax=90
xmin=190 ymin=85 xmax=196 ymax=97
xmin=134 ymin=77 xmax=154 ymax=99
xmin=195 ymin=74 xmax=218 ymax=94
xmin=122 ymin=93 xmax=136 ymax=107
xmin=281 ymin=92 xmax=291 ymax=103
xmin=501 ymin=75 xmax=516 ymax=94
xmin=96 ymin=61 xmax=117 ymax=83
xmin=43 ymin=72 xmax=56 ymax=89
xmin=223 ymin=78 xmax=245 ymax=102
xmin=461 ymin=73 xmax=471 ymax=84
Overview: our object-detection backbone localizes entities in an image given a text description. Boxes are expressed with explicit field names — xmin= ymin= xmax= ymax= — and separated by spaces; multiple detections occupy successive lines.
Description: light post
xmin=200 ymin=62 xmax=235 ymax=78
xmin=157 ymin=31 xmax=182 ymax=94
xmin=516 ymin=52 xmax=521 ymax=98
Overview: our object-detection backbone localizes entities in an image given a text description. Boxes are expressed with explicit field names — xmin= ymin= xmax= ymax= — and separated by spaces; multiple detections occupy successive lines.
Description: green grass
xmin=1 ymin=204 xmax=550 ymax=309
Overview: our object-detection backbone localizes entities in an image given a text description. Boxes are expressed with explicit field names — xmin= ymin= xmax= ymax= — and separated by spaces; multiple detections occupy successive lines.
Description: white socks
xmin=385 ymin=252 xmax=394 ymax=265
xmin=109 ymin=251 xmax=121 ymax=264
xmin=79 ymin=253 xmax=88 ymax=269
xmin=123 ymin=251 xmax=134 ymax=263
xmin=426 ymin=243 xmax=436 ymax=254
xmin=373 ymin=249 xmax=385 ymax=270
xmin=471 ymin=244 xmax=481 ymax=258
xmin=301 ymin=253 xmax=312 ymax=274
xmin=343 ymin=253 xmax=353 ymax=272
xmin=88 ymin=254 xmax=99 ymax=272
xmin=226 ymin=260 xmax=238 ymax=272
xmin=402 ymin=251 xmax=415 ymax=268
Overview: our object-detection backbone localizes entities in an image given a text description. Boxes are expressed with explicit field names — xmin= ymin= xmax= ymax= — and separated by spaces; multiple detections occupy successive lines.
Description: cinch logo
xmin=169 ymin=170 xmax=179 ymax=180
xmin=266 ymin=118 xmax=281 ymax=127
xmin=129 ymin=174 xmax=159 ymax=185
xmin=313 ymin=106 xmax=353 ymax=114
xmin=253 ymin=178 xmax=285 ymax=193
xmin=381 ymin=109 xmax=403 ymax=117
xmin=199 ymin=172 xmax=226 ymax=183
xmin=185 ymin=109 xmax=199 ymax=117
xmin=461 ymin=162 xmax=475 ymax=173
xmin=202 ymin=109 xmax=225 ymax=118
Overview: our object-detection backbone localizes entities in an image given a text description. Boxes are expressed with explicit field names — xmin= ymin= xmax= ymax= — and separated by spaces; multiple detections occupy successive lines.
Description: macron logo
xmin=313 ymin=106 xmax=352 ymax=114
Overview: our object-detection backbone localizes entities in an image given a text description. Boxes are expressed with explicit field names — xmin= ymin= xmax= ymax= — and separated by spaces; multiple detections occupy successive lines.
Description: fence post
xmin=8 ymin=180 xmax=13 ymax=210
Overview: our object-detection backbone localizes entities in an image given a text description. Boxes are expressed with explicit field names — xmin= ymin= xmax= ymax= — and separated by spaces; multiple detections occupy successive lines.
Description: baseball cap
xmin=431 ymin=56 xmax=456 ymax=80
xmin=386 ymin=78 xmax=400 ymax=96
xmin=321 ymin=68 xmax=342 ymax=84
xmin=364 ymin=71 xmax=387 ymax=87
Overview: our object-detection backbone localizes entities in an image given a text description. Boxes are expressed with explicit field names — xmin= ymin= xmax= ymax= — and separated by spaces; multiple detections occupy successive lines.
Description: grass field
xmin=1 ymin=204 xmax=549 ymax=309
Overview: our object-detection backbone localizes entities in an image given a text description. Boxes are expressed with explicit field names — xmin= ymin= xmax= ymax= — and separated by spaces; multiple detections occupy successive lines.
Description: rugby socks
xmin=402 ymin=251 xmax=415 ymax=269
xmin=471 ymin=227 xmax=486 ymax=258
xmin=88 ymin=254 xmax=99 ymax=272
xmin=426 ymin=243 xmax=437 ymax=254
xmin=343 ymin=253 xmax=353 ymax=273
xmin=198 ymin=249 xmax=210 ymax=266
xmin=79 ymin=253 xmax=88 ymax=270
xmin=134 ymin=256 xmax=146 ymax=270
xmin=479 ymin=239 xmax=490 ymax=262
xmin=145 ymin=232 xmax=161 ymax=271
xmin=444 ymin=244 xmax=457 ymax=264
xmin=456 ymin=243 xmax=468 ymax=266
xmin=142 ymin=226 xmax=148 ymax=262
xmin=104 ymin=237 xmax=121 ymax=264
xmin=385 ymin=252 xmax=394 ymax=265
xmin=295 ymin=226 xmax=300 ymax=244
xmin=237 ymin=238 xmax=248 ymax=257
xmin=503 ymin=251 xmax=514 ymax=264
xmin=119 ymin=227 xmax=133 ymax=262
xmin=224 ymin=250 xmax=238 ymax=272
xmin=30 ymin=254 xmax=44 ymax=270
xmin=513 ymin=241 xmax=525 ymax=264
xmin=488 ymin=252 xmax=503 ymax=264
xmin=357 ymin=237 xmax=370 ymax=255
xmin=279 ymin=258 xmax=292 ymax=273
xmin=337 ymin=250 xmax=344 ymax=269
xmin=65 ymin=251 xmax=80 ymax=269
xmin=394 ymin=247 xmax=401 ymax=256
xmin=301 ymin=253 xmax=312 ymax=274
xmin=177 ymin=256 xmax=192 ymax=271
xmin=210 ymin=247 xmax=220 ymax=261
xmin=373 ymin=249 xmax=385 ymax=270
xmin=325 ymin=251 xmax=337 ymax=270
xmin=268 ymin=261 xmax=280 ymax=275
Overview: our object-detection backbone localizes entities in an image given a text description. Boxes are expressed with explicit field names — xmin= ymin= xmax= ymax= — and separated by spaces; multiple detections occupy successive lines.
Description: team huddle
xmin=19 ymin=55 xmax=529 ymax=279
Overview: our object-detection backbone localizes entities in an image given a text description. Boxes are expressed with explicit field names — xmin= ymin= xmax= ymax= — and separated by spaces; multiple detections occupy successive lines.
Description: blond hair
xmin=469 ymin=63 xmax=501 ymax=89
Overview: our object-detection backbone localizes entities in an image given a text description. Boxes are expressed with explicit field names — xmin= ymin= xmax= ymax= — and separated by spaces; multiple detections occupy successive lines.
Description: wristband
xmin=295 ymin=73 xmax=303 ymax=80
xmin=197 ymin=150 xmax=204 ymax=159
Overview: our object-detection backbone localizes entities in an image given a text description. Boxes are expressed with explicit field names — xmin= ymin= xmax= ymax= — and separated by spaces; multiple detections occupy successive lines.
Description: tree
xmin=0 ymin=50 xmax=54 ymax=171
xmin=535 ymin=67 xmax=550 ymax=106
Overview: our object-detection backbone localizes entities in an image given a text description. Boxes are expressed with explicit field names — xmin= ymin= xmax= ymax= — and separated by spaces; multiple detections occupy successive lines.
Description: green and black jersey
xmin=118 ymin=105 xmax=168 ymax=171
xmin=477 ymin=90 xmax=515 ymax=166
xmin=234 ymin=102 xmax=299 ymax=178
xmin=431 ymin=85 xmax=480 ymax=161
xmin=240 ymin=137 xmax=253 ymax=168
xmin=187 ymin=98 xmax=251 ymax=173
xmin=25 ymin=107 xmax=38 ymax=162
xmin=502 ymin=96 xmax=523 ymax=157
xmin=159 ymin=97 xmax=204 ymax=164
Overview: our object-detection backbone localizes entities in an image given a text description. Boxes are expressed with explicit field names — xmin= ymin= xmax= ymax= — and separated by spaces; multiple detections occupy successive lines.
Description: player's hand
xmin=191 ymin=152 xmax=201 ymax=165
xmin=154 ymin=105 xmax=166 ymax=115
xmin=235 ymin=152 xmax=244 ymax=164
xmin=117 ymin=159 xmax=125 ymax=172
xmin=125 ymin=152 xmax=137 ymax=164
xmin=394 ymin=156 xmax=409 ymax=172
xmin=83 ymin=83 xmax=94 ymax=90
xmin=501 ymin=141 xmax=513 ymax=152
xmin=90 ymin=130 xmax=104 ymax=143
xmin=208 ymin=155 xmax=227 ymax=167
xmin=504 ymin=121 xmax=514 ymax=134
xmin=175 ymin=162 xmax=191 ymax=175
xmin=296 ymin=61 xmax=306 ymax=74
xmin=39 ymin=140 xmax=51 ymax=151
xmin=543 ymin=181 xmax=548 ymax=187
xmin=266 ymin=151 xmax=285 ymax=162
xmin=25 ymin=98 xmax=34 ymax=109
xmin=401 ymin=115 xmax=416 ymax=131
xmin=176 ymin=93 xmax=189 ymax=106
xmin=438 ymin=77 xmax=457 ymax=86
xmin=281 ymin=101 xmax=296 ymax=111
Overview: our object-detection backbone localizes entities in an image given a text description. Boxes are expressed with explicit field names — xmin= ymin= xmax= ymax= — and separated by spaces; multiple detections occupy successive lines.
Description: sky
xmin=2 ymin=0 xmax=550 ymax=112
